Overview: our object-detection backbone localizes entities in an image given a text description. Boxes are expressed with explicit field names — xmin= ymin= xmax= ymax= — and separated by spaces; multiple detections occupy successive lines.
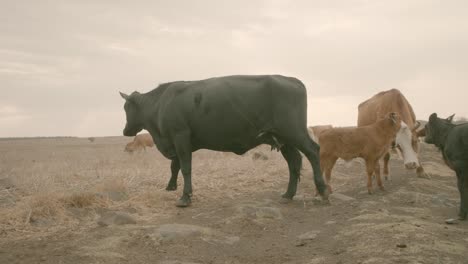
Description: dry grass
xmin=0 ymin=137 xmax=291 ymax=238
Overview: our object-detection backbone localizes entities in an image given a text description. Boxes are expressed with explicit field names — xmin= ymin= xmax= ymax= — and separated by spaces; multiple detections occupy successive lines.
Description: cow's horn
xmin=447 ymin=114 xmax=455 ymax=122
xmin=412 ymin=121 xmax=421 ymax=132
xmin=120 ymin=92 xmax=130 ymax=100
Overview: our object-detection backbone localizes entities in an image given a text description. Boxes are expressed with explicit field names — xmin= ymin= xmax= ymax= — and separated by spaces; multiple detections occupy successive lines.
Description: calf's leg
xmin=383 ymin=152 xmax=390 ymax=180
xmin=366 ymin=159 xmax=377 ymax=194
xmin=321 ymin=156 xmax=337 ymax=194
xmin=374 ymin=161 xmax=384 ymax=191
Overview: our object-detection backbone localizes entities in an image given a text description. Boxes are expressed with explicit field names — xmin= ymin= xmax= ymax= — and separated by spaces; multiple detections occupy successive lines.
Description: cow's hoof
xmin=175 ymin=197 xmax=191 ymax=207
xmin=417 ymin=172 xmax=430 ymax=179
xmin=368 ymin=189 xmax=373 ymax=195
xmin=165 ymin=185 xmax=177 ymax=191
xmin=321 ymin=188 xmax=330 ymax=201
xmin=379 ymin=186 xmax=386 ymax=192
xmin=281 ymin=192 xmax=295 ymax=200
xmin=279 ymin=197 xmax=293 ymax=204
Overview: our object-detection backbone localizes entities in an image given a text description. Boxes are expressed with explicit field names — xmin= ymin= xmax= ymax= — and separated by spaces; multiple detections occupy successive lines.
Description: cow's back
xmin=157 ymin=75 xmax=308 ymax=152
xmin=358 ymin=89 xmax=416 ymax=126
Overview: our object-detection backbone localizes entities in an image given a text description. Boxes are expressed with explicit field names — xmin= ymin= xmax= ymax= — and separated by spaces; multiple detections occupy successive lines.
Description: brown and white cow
xmin=357 ymin=89 xmax=426 ymax=179
xmin=308 ymin=125 xmax=333 ymax=144
xmin=318 ymin=112 xmax=401 ymax=194
xmin=124 ymin=133 xmax=155 ymax=153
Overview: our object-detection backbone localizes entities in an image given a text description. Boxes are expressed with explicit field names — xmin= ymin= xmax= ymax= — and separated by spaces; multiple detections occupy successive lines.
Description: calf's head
xmin=424 ymin=113 xmax=454 ymax=147
xmin=395 ymin=121 xmax=421 ymax=170
xmin=120 ymin=92 xmax=144 ymax=136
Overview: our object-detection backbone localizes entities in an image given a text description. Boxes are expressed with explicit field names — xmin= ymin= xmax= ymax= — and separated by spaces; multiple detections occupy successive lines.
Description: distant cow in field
xmin=308 ymin=125 xmax=333 ymax=144
xmin=318 ymin=112 xmax=402 ymax=194
xmin=124 ymin=133 xmax=154 ymax=153
xmin=120 ymin=75 xmax=328 ymax=207
xmin=358 ymin=89 xmax=426 ymax=180
xmin=424 ymin=113 xmax=468 ymax=220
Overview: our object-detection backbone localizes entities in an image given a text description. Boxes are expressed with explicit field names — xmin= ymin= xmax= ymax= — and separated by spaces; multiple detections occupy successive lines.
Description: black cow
xmin=424 ymin=113 xmax=468 ymax=220
xmin=120 ymin=75 xmax=328 ymax=207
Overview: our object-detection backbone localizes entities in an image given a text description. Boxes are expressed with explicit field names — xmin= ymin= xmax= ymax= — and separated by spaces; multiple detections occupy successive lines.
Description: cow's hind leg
xmin=280 ymin=145 xmax=302 ymax=200
xmin=166 ymin=159 xmax=180 ymax=191
xmin=173 ymin=132 xmax=193 ymax=207
xmin=456 ymin=169 xmax=468 ymax=220
xmin=289 ymin=134 xmax=328 ymax=200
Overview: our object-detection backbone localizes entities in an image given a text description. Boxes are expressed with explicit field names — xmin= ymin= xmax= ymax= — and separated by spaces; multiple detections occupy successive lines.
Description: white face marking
xmin=395 ymin=121 xmax=420 ymax=168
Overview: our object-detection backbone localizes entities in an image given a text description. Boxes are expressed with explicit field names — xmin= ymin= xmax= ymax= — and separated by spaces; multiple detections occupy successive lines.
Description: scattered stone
xmin=295 ymin=241 xmax=306 ymax=247
xmin=396 ymin=243 xmax=407 ymax=248
xmin=298 ymin=231 xmax=320 ymax=241
xmin=239 ymin=205 xmax=283 ymax=220
xmin=97 ymin=211 xmax=136 ymax=226
xmin=431 ymin=195 xmax=456 ymax=207
xmin=296 ymin=230 xmax=320 ymax=246
xmin=325 ymin=220 xmax=336 ymax=225
xmin=161 ymin=261 xmax=201 ymax=264
xmin=445 ymin=218 xmax=458 ymax=225
xmin=155 ymin=224 xmax=239 ymax=245
xmin=330 ymin=193 xmax=355 ymax=202
xmin=252 ymin=151 xmax=268 ymax=161
xmin=105 ymin=191 xmax=128 ymax=201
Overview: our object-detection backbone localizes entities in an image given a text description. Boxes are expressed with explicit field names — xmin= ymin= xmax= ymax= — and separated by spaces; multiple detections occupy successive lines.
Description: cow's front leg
xmin=366 ymin=159 xmax=377 ymax=194
xmin=383 ymin=152 xmax=390 ymax=180
xmin=166 ymin=158 xmax=180 ymax=191
xmin=173 ymin=132 xmax=193 ymax=207
xmin=374 ymin=160 xmax=384 ymax=191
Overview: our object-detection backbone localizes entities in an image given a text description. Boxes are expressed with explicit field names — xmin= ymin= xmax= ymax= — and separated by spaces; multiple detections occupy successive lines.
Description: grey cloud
xmin=1 ymin=0 xmax=467 ymax=136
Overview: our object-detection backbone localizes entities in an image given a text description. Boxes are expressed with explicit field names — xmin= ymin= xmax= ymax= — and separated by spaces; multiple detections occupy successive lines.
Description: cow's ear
xmin=447 ymin=114 xmax=455 ymax=123
xmin=120 ymin=92 xmax=130 ymax=100
xmin=429 ymin=113 xmax=437 ymax=122
xmin=411 ymin=121 xmax=421 ymax=132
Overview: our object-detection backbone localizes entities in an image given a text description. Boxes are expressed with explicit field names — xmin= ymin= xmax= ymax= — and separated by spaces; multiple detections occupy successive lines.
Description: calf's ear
xmin=429 ymin=113 xmax=437 ymax=121
xmin=389 ymin=112 xmax=398 ymax=124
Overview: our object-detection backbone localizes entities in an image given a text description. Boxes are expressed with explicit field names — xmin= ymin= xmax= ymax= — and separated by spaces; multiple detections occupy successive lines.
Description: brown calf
xmin=308 ymin=125 xmax=333 ymax=144
xmin=124 ymin=133 xmax=154 ymax=153
xmin=318 ymin=112 xmax=402 ymax=194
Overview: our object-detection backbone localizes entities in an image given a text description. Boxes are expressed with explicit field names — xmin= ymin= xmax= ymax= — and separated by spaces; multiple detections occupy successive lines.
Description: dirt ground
xmin=0 ymin=136 xmax=467 ymax=264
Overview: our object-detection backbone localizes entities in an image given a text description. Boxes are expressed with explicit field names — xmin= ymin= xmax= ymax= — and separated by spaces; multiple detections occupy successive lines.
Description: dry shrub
xmin=95 ymin=178 xmax=128 ymax=194
xmin=61 ymin=192 xmax=107 ymax=208
xmin=0 ymin=191 xmax=108 ymax=232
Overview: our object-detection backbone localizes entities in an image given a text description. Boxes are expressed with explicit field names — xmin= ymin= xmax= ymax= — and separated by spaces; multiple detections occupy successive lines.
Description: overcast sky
xmin=1 ymin=0 xmax=467 ymax=137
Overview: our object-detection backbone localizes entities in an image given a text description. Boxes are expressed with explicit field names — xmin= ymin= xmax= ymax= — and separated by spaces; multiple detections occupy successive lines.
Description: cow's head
xmin=395 ymin=121 xmax=421 ymax=170
xmin=424 ymin=113 xmax=455 ymax=147
xmin=120 ymin=92 xmax=144 ymax=137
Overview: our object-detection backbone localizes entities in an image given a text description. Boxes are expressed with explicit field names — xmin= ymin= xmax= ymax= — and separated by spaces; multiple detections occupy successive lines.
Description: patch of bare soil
xmin=0 ymin=137 xmax=466 ymax=264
